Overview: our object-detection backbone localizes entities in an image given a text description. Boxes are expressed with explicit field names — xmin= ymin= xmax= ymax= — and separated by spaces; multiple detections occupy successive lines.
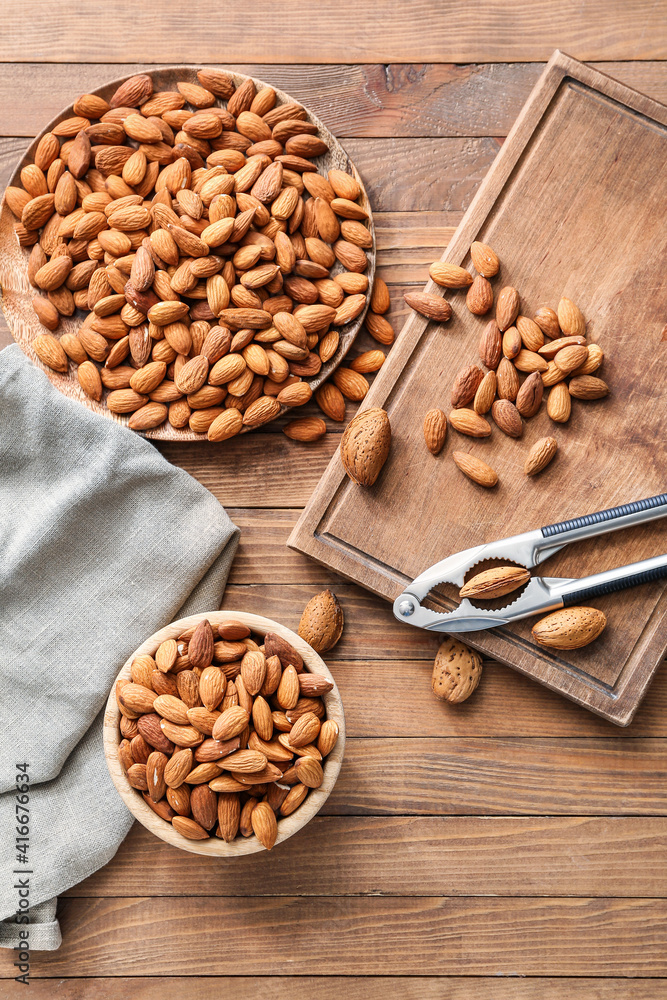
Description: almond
xmin=251 ymin=801 xmax=278 ymax=850
xmin=365 ymin=312 xmax=395 ymax=345
xmin=403 ymin=291 xmax=452 ymax=323
xmin=478 ymin=319 xmax=502 ymax=369
xmin=317 ymin=720 xmax=339 ymax=756
xmin=568 ymin=375 xmax=609 ymax=399
xmin=554 ymin=344 xmax=589 ymax=374
xmin=332 ymin=367 xmax=368 ymax=402
xmin=349 ymin=350 xmax=385 ymax=374
xmin=557 ymin=297 xmax=586 ymax=337
xmin=241 ymin=650 xmax=267 ymax=695
xmin=547 ymin=382 xmax=572 ymax=423
xmin=448 ymin=408 xmax=491 ymax=438
xmin=541 ymin=360 xmax=568 ymax=387
xmin=515 ymin=370 xmax=544 ymax=418
xmin=340 ymin=407 xmax=391 ymax=486
xmin=175 ymin=355 xmax=209 ymax=395
xmin=473 ymin=370 xmax=497 ymax=415
xmin=77 ymin=360 xmax=103 ymax=400
xmin=452 ymin=451 xmax=498 ymax=488
xmin=516 ymin=315 xmax=544 ymax=352
xmin=146 ymin=751 xmax=168 ymax=802
xmin=188 ymin=619 xmax=215 ymax=670
xmin=534 ymin=306 xmax=560 ymax=339
xmin=495 ymin=286 xmax=520 ymax=331
xmin=514 ymin=349 xmax=548 ymax=373
xmin=217 ymin=793 xmax=241 ymax=842
xmin=460 ymin=565 xmax=530 ymax=599
xmin=298 ymin=589 xmax=344 ymax=653
xmin=466 ymin=275 xmax=493 ymax=315
xmin=370 ymin=277 xmax=390 ymax=314
xmin=190 ymin=785 xmax=218 ymax=830
xmin=32 ymin=333 xmax=68 ymax=372
xmin=129 ymin=361 xmax=167 ymax=394
xmin=429 ymin=262 xmax=473 ymax=288
xmin=491 ymin=398 xmax=523 ymax=438
xmin=264 ymin=632 xmax=303 ymax=671
xmin=525 ymin=436 xmax=558 ymax=476
xmin=432 ymin=637 xmax=483 ymax=703
xmin=289 ymin=712 xmax=321 ymax=748
xmin=532 ymin=607 xmax=606 ymax=649
xmin=276 ymin=664 xmax=300 ymax=710
xmin=470 ymin=241 xmax=500 ymax=277
xmin=283 ymin=416 xmax=327 ymax=441
xmin=502 ymin=326 xmax=521 ymax=360
xmin=451 ymin=365 xmax=484 ymax=408
xmin=423 ymin=408 xmax=447 ymax=454
xmin=211 ymin=706 xmax=249 ymax=742
xmin=207 ymin=408 xmax=243 ymax=442
xmin=316 ymin=382 xmax=346 ymax=422
xmin=571 ymin=343 xmax=603 ymax=375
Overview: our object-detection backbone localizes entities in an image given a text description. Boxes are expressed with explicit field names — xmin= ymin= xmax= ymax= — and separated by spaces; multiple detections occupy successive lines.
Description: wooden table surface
xmin=1 ymin=4 xmax=666 ymax=996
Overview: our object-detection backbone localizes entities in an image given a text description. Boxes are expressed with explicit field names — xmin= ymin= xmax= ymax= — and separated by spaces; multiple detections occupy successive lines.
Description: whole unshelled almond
xmin=429 ymin=262 xmax=473 ymax=289
xmin=460 ymin=565 xmax=530 ymax=599
xmin=491 ymin=399 xmax=523 ymax=438
xmin=466 ymin=275 xmax=493 ymax=316
xmin=568 ymin=375 xmax=609 ymax=399
xmin=452 ymin=451 xmax=498 ymax=488
xmin=495 ymin=286 xmax=520 ymax=332
xmin=478 ymin=320 xmax=502 ymax=369
xmin=473 ymin=370 xmax=497 ymax=414
xmin=451 ymin=365 xmax=484 ymax=408
xmin=423 ymin=408 xmax=447 ymax=454
xmin=515 ymin=370 xmax=543 ymax=418
xmin=403 ymin=291 xmax=452 ymax=323
xmin=547 ymin=382 xmax=571 ymax=423
xmin=470 ymin=241 xmax=499 ymax=277
xmin=532 ymin=606 xmax=606 ymax=649
xmin=524 ymin=436 xmax=558 ymax=476
xmin=298 ymin=589 xmax=344 ymax=653
xmin=448 ymin=408 xmax=491 ymax=438
xmin=557 ymin=297 xmax=586 ymax=337
xmin=340 ymin=407 xmax=391 ymax=487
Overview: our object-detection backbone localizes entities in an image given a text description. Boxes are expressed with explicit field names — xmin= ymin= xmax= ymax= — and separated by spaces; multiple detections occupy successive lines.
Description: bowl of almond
xmin=103 ymin=610 xmax=345 ymax=855
xmin=0 ymin=66 xmax=375 ymax=440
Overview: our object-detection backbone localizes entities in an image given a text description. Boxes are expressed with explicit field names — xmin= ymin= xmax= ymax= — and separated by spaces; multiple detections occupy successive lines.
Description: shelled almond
xmin=116 ymin=617 xmax=340 ymax=849
xmin=413 ymin=241 xmax=610 ymax=486
xmin=8 ymin=71 xmax=377 ymax=438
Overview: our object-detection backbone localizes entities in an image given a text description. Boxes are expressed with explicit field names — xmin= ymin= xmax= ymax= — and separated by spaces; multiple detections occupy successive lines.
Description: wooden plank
xmin=2 ymin=4 xmax=666 ymax=63
xmin=322 ymin=737 xmax=667 ymax=816
xmin=10 ymin=978 xmax=666 ymax=999
xmin=3 ymin=896 xmax=666 ymax=976
xmin=2 ymin=62 xmax=667 ymax=139
xmin=289 ymin=52 xmax=667 ymax=726
xmin=67 ymin=816 xmax=667 ymax=898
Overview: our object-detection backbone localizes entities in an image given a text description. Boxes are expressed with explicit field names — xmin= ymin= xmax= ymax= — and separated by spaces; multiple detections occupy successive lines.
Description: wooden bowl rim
xmin=103 ymin=609 xmax=345 ymax=856
xmin=0 ymin=63 xmax=376 ymax=441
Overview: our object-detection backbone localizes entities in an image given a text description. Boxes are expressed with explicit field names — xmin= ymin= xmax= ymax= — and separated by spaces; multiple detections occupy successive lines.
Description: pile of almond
xmin=6 ymin=70 xmax=377 ymax=438
xmin=116 ymin=617 xmax=339 ymax=848
xmin=408 ymin=242 xmax=609 ymax=487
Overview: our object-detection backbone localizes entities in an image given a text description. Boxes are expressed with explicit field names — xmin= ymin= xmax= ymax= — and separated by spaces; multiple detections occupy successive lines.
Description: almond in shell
xmin=532 ymin=607 xmax=606 ymax=649
xmin=340 ymin=407 xmax=391 ymax=487
xmin=460 ymin=566 xmax=530 ymax=599
xmin=298 ymin=589 xmax=344 ymax=653
xmin=432 ymin=637 xmax=482 ymax=703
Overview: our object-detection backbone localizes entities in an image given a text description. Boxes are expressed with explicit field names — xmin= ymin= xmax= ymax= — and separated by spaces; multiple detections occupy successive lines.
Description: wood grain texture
xmin=7 ymin=979 xmax=665 ymax=999
xmin=3 ymin=63 xmax=667 ymax=138
xmin=3 ymin=896 xmax=667 ymax=977
xmin=1 ymin=3 xmax=666 ymax=62
xmin=290 ymin=52 xmax=667 ymax=725
xmin=67 ymin=816 xmax=667 ymax=898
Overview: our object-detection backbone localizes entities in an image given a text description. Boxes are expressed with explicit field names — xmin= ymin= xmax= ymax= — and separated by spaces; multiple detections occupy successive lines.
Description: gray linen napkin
xmin=0 ymin=344 xmax=240 ymax=950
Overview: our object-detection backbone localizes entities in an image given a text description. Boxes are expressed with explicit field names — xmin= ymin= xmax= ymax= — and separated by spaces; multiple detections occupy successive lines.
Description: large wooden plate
xmin=289 ymin=51 xmax=667 ymax=726
xmin=0 ymin=66 xmax=375 ymax=440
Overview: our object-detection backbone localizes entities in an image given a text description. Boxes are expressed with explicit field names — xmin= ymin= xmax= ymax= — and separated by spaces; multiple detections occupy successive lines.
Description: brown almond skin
xmin=496 ymin=286 xmax=520 ymax=331
xmin=403 ymin=291 xmax=452 ymax=323
xmin=467 ymin=275 xmax=493 ymax=316
xmin=473 ymin=370 xmax=497 ymax=415
xmin=492 ymin=399 xmax=523 ymax=438
xmin=460 ymin=566 xmax=530 ymax=600
xmin=525 ymin=436 xmax=558 ymax=476
xmin=423 ymin=408 xmax=447 ymax=454
xmin=452 ymin=451 xmax=498 ymax=488
xmin=451 ymin=365 xmax=484 ymax=408
xmin=496 ymin=357 xmax=519 ymax=401
xmin=478 ymin=320 xmax=502 ymax=369
xmin=515 ymin=371 xmax=544 ymax=418
xmin=448 ymin=409 xmax=491 ymax=438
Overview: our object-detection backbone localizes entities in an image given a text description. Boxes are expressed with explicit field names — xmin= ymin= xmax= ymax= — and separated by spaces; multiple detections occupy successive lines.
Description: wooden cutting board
xmin=289 ymin=51 xmax=667 ymax=727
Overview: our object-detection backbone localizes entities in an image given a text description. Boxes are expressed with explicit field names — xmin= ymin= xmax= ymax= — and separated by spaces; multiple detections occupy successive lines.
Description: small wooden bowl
xmin=0 ymin=65 xmax=376 ymax=440
xmin=103 ymin=610 xmax=345 ymax=856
